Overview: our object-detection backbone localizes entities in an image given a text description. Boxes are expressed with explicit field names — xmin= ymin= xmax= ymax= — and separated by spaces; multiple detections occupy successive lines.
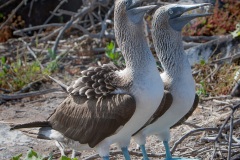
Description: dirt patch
xmin=1 ymin=90 xmax=239 ymax=159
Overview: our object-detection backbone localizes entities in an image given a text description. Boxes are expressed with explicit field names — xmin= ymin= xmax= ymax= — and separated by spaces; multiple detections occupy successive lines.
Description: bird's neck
xmin=115 ymin=20 xmax=158 ymax=77
xmin=153 ymin=29 xmax=190 ymax=77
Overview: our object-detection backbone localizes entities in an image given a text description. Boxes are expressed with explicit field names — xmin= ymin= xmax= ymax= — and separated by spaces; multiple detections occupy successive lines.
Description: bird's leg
xmin=102 ymin=156 xmax=110 ymax=160
xmin=121 ymin=147 xmax=131 ymax=160
xmin=140 ymin=145 xmax=149 ymax=160
xmin=71 ymin=149 xmax=76 ymax=158
xmin=163 ymin=141 xmax=173 ymax=159
xmin=163 ymin=141 xmax=200 ymax=160
xmin=55 ymin=141 xmax=66 ymax=156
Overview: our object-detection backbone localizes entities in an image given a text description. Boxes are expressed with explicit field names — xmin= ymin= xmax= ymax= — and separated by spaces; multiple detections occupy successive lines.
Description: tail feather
xmin=10 ymin=121 xmax=51 ymax=130
xmin=20 ymin=128 xmax=51 ymax=140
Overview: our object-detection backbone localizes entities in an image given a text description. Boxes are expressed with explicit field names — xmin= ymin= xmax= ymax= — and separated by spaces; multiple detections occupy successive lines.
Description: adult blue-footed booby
xmin=11 ymin=0 xmax=163 ymax=159
xmin=132 ymin=3 xmax=212 ymax=160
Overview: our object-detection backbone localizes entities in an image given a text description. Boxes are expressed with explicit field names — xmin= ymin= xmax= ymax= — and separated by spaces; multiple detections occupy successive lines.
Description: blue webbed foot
xmin=102 ymin=156 xmax=110 ymax=160
xmin=163 ymin=141 xmax=199 ymax=160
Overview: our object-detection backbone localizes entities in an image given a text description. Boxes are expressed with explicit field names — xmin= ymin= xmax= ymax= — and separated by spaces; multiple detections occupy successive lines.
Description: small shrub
xmin=105 ymin=41 xmax=124 ymax=65
xmin=0 ymin=54 xmax=53 ymax=92
xmin=194 ymin=62 xmax=239 ymax=96
xmin=11 ymin=149 xmax=78 ymax=160
xmin=183 ymin=0 xmax=240 ymax=36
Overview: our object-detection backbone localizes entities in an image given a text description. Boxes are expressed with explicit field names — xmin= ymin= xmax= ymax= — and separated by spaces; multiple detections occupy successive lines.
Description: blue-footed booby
xmin=11 ymin=0 xmax=163 ymax=159
xmin=132 ymin=3 xmax=212 ymax=160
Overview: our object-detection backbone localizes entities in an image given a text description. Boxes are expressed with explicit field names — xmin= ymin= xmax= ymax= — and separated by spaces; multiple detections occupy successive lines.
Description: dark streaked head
xmin=114 ymin=0 xmax=157 ymax=65
xmin=153 ymin=3 xmax=213 ymax=32
xmin=114 ymin=0 xmax=157 ymax=25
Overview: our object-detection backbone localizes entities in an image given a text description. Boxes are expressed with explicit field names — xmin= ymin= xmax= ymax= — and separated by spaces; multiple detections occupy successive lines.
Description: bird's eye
xmin=125 ymin=0 xmax=129 ymax=5
xmin=168 ymin=9 xmax=173 ymax=14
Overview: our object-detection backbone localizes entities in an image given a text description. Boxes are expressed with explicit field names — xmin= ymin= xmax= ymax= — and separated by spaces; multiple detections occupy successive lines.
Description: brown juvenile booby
xmin=11 ymin=0 xmax=163 ymax=159
xmin=132 ymin=3 xmax=212 ymax=160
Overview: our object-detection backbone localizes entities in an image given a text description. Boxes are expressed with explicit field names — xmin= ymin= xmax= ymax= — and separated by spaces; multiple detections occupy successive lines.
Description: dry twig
xmin=0 ymin=88 xmax=62 ymax=101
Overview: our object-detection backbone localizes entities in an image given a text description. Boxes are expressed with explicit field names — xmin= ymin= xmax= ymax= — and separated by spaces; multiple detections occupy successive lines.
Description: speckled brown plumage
xmin=11 ymin=94 xmax=136 ymax=148
xmin=49 ymin=94 xmax=136 ymax=148
xmin=67 ymin=63 xmax=126 ymax=99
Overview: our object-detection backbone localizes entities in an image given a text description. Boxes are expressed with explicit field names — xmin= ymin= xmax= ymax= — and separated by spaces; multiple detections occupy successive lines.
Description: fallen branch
xmin=171 ymin=127 xmax=219 ymax=153
xmin=19 ymin=39 xmax=44 ymax=70
xmin=182 ymin=36 xmax=219 ymax=42
xmin=186 ymin=34 xmax=234 ymax=66
xmin=52 ymin=5 xmax=96 ymax=54
xmin=0 ymin=88 xmax=63 ymax=100
xmin=13 ymin=23 xmax=64 ymax=36
xmin=212 ymin=52 xmax=240 ymax=63
xmin=0 ymin=0 xmax=17 ymax=10
xmin=201 ymin=95 xmax=231 ymax=101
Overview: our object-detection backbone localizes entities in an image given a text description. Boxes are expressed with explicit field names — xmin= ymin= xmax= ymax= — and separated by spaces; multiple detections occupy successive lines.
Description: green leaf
xmin=47 ymin=152 xmax=53 ymax=160
xmin=11 ymin=154 xmax=22 ymax=160
xmin=60 ymin=156 xmax=71 ymax=160
xmin=231 ymin=23 xmax=240 ymax=38
xmin=17 ymin=59 xmax=22 ymax=68
xmin=0 ymin=13 xmax=3 ymax=20
xmin=1 ymin=56 xmax=6 ymax=64
xmin=199 ymin=59 xmax=206 ymax=66
xmin=26 ymin=149 xmax=38 ymax=158
xmin=48 ymin=48 xmax=56 ymax=60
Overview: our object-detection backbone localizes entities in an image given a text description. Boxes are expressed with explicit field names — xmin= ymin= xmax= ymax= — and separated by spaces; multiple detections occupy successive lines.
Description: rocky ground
xmin=1 ymin=84 xmax=240 ymax=159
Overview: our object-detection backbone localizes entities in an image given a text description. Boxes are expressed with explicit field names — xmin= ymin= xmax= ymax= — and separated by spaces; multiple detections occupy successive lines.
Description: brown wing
xmin=48 ymin=94 xmax=136 ymax=148
xmin=149 ymin=90 xmax=173 ymax=124
xmin=133 ymin=90 xmax=173 ymax=135
xmin=67 ymin=63 xmax=121 ymax=98
xmin=171 ymin=94 xmax=199 ymax=128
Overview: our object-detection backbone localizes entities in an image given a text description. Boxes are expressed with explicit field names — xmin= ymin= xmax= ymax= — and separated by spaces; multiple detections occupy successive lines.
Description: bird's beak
xmin=169 ymin=3 xmax=213 ymax=31
xmin=127 ymin=0 xmax=157 ymax=24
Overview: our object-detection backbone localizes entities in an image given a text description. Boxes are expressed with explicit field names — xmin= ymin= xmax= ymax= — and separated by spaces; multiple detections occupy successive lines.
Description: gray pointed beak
xmin=169 ymin=3 xmax=213 ymax=31
xmin=128 ymin=5 xmax=157 ymax=14
xmin=127 ymin=4 xmax=157 ymax=24
xmin=126 ymin=0 xmax=143 ymax=10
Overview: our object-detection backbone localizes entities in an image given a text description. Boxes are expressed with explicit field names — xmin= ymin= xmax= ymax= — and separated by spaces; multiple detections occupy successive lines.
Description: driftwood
xmin=0 ymin=88 xmax=63 ymax=101
xmin=185 ymin=35 xmax=240 ymax=66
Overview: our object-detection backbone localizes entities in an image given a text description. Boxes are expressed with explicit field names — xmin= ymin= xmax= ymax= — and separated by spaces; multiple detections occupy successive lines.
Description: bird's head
xmin=115 ymin=0 xmax=157 ymax=24
xmin=153 ymin=3 xmax=213 ymax=32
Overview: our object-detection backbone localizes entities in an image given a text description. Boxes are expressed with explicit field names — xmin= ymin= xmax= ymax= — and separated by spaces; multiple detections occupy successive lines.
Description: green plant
xmin=11 ymin=149 xmax=50 ymax=160
xmin=60 ymin=156 xmax=78 ymax=160
xmin=11 ymin=149 xmax=78 ymax=160
xmin=105 ymin=41 xmax=123 ymax=65
xmin=48 ymin=48 xmax=57 ymax=60
xmin=11 ymin=154 xmax=22 ymax=160
xmin=183 ymin=0 xmax=240 ymax=36
xmin=199 ymin=58 xmax=206 ymax=66
xmin=231 ymin=23 xmax=240 ymax=38
xmin=196 ymin=81 xmax=208 ymax=97
xmin=43 ymin=59 xmax=58 ymax=75
xmin=0 ymin=56 xmax=44 ymax=92
xmin=194 ymin=61 xmax=239 ymax=96
xmin=0 ymin=13 xmax=4 ymax=21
